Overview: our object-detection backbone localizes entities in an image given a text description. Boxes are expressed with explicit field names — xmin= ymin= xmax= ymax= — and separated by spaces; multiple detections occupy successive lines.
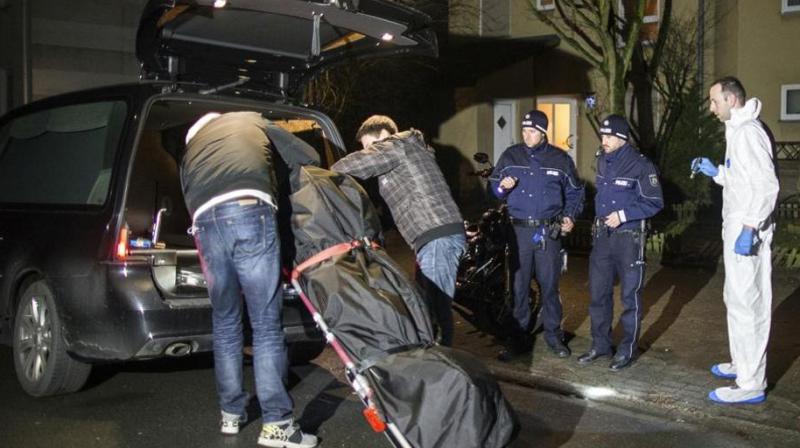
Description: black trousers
xmin=588 ymin=230 xmax=645 ymax=359
xmin=510 ymin=225 xmax=563 ymax=344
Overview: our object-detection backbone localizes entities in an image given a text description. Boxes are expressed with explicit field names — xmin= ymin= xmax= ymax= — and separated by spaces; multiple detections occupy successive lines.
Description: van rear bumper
xmin=61 ymin=266 xmax=321 ymax=362
xmin=130 ymin=320 xmax=320 ymax=359
xmin=67 ymin=302 xmax=321 ymax=361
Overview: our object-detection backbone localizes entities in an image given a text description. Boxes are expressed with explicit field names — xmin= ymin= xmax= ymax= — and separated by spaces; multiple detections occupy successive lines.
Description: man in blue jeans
xmin=331 ymin=115 xmax=465 ymax=346
xmin=182 ymin=111 xmax=318 ymax=448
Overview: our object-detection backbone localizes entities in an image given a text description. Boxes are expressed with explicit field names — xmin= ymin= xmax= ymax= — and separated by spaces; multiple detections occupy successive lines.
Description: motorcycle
xmin=454 ymin=153 xmax=542 ymax=339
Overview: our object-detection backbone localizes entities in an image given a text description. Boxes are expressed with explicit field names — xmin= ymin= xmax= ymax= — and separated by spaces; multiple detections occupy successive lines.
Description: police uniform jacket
xmin=490 ymin=141 xmax=584 ymax=221
xmin=595 ymin=143 xmax=663 ymax=231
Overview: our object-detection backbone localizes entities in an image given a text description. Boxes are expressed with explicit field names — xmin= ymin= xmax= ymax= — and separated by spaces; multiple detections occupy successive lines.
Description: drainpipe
xmin=696 ymin=0 xmax=705 ymax=87
xmin=21 ymin=0 xmax=31 ymax=104
xmin=478 ymin=0 xmax=483 ymax=36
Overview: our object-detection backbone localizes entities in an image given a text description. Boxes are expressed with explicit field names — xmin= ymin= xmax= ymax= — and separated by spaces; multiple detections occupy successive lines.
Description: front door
xmin=493 ymin=100 xmax=516 ymax=165
xmin=536 ymin=97 xmax=577 ymax=162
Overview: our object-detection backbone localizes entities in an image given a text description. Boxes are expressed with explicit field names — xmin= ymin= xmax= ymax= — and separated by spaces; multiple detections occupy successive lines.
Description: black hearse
xmin=0 ymin=0 xmax=436 ymax=396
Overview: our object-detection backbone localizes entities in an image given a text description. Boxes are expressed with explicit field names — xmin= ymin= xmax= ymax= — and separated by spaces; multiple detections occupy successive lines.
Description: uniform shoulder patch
xmin=649 ymin=174 xmax=659 ymax=187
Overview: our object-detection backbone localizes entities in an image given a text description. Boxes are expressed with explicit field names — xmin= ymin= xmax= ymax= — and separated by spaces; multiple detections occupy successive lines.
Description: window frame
xmin=642 ymin=0 xmax=661 ymax=24
xmin=616 ymin=0 xmax=661 ymax=45
xmin=617 ymin=0 xmax=661 ymax=21
xmin=782 ymin=0 xmax=800 ymax=14
xmin=536 ymin=0 xmax=555 ymax=12
xmin=780 ymin=84 xmax=800 ymax=121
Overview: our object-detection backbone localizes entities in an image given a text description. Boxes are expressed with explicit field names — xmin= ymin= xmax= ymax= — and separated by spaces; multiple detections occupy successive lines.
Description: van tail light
xmin=116 ymin=224 xmax=129 ymax=260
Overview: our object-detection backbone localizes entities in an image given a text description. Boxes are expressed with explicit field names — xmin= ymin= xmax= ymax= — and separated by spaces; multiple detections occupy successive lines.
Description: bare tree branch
xmin=554 ymin=0 xmax=603 ymax=55
xmin=647 ymin=0 xmax=673 ymax=77
xmin=529 ymin=1 xmax=603 ymax=67
xmin=621 ymin=0 xmax=645 ymax=75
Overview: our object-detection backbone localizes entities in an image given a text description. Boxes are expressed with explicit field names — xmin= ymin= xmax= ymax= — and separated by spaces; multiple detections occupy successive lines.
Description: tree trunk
xmin=631 ymin=53 xmax=657 ymax=157
xmin=607 ymin=63 xmax=628 ymax=116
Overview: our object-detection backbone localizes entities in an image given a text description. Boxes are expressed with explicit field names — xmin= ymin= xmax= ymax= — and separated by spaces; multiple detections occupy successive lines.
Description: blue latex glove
xmin=532 ymin=231 xmax=544 ymax=246
xmin=691 ymin=157 xmax=719 ymax=177
xmin=734 ymin=227 xmax=755 ymax=256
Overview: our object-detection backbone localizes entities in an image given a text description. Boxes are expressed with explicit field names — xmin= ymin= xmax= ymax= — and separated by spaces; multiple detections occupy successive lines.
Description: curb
xmin=486 ymin=359 xmax=800 ymax=441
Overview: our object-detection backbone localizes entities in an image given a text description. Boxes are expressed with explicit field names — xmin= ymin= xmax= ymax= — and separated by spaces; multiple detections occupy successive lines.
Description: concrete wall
xmin=29 ymin=0 xmax=146 ymax=101
xmin=450 ymin=0 xmax=512 ymax=37
xmin=442 ymin=0 xmax=601 ymax=183
xmin=713 ymin=0 xmax=800 ymax=142
xmin=0 ymin=0 xmax=146 ymax=107
xmin=445 ymin=0 xmax=800 ymax=191
xmin=0 ymin=0 xmax=32 ymax=111
xmin=508 ymin=0 xmax=554 ymax=38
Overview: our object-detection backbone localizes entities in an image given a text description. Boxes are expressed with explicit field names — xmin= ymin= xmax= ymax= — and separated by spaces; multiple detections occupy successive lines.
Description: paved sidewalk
xmin=384 ymin=230 xmax=800 ymax=440
xmin=474 ymin=261 xmax=800 ymax=439
xmin=480 ymin=333 xmax=800 ymax=440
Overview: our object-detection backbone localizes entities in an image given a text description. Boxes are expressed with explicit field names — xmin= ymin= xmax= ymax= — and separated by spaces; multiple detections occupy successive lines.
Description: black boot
xmin=547 ymin=339 xmax=571 ymax=358
xmin=497 ymin=332 xmax=533 ymax=362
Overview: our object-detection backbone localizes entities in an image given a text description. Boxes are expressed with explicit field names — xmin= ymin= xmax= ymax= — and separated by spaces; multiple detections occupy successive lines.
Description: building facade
xmin=1 ymin=0 xmax=798 ymax=199
xmin=440 ymin=0 xmax=800 ymax=199
xmin=0 ymin=0 xmax=146 ymax=114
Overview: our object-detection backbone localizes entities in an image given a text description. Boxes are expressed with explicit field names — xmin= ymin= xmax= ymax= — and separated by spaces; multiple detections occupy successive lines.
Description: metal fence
xmin=777 ymin=197 xmax=800 ymax=220
xmin=563 ymin=198 xmax=800 ymax=268
xmin=777 ymin=141 xmax=800 ymax=160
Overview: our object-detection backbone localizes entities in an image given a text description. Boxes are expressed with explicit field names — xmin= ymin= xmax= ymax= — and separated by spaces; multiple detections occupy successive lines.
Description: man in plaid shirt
xmin=331 ymin=115 xmax=465 ymax=346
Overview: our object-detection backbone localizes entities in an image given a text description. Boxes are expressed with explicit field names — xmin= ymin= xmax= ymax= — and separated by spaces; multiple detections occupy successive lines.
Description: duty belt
xmin=510 ymin=217 xmax=558 ymax=228
xmin=592 ymin=217 xmax=647 ymax=237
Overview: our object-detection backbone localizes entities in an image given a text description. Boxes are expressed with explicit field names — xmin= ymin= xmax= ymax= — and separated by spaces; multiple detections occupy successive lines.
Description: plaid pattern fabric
xmin=331 ymin=130 xmax=462 ymax=250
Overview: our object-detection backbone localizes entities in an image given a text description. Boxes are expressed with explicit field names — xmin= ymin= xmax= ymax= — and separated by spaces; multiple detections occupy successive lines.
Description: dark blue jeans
xmin=416 ymin=233 xmax=466 ymax=346
xmin=193 ymin=200 xmax=293 ymax=423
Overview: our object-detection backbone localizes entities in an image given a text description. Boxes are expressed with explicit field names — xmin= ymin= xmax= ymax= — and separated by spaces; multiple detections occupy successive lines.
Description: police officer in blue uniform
xmin=490 ymin=110 xmax=585 ymax=361
xmin=577 ymin=114 xmax=663 ymax=370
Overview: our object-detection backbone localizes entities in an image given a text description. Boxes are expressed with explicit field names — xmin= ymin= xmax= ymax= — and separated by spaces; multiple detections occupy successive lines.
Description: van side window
xmin=0 ymin=101 xmax=127 ymax=206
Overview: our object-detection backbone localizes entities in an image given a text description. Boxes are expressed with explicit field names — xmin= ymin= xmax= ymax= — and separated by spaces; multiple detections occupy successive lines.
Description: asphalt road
xmin=0 ymin=345 xmax=773 ymax=448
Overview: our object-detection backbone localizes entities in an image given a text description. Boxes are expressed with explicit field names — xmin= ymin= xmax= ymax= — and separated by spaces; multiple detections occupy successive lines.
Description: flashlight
xmin=690 ymin=159 xmax=700 ymax=179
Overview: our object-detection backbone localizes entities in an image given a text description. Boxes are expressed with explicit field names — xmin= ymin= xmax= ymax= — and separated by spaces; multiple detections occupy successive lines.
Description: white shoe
xmin=258 ymin=419 xmax=318 ymax=448
xmin=710 ymin=362 xmax=737 ymax=379
xmin=220 ymin=411 xmax=246 ymax=435
xmin=708 ymin=386 xmax=765 ymax=404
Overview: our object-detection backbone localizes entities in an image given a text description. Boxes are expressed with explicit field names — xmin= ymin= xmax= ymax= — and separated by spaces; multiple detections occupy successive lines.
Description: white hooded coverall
xmin=712 ymin=98 xmax=779 ymax=392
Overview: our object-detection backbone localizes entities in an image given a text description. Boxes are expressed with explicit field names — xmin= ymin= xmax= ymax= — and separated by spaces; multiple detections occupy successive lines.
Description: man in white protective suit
xmin=692 ymin=76 xmax=779 ymax=404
